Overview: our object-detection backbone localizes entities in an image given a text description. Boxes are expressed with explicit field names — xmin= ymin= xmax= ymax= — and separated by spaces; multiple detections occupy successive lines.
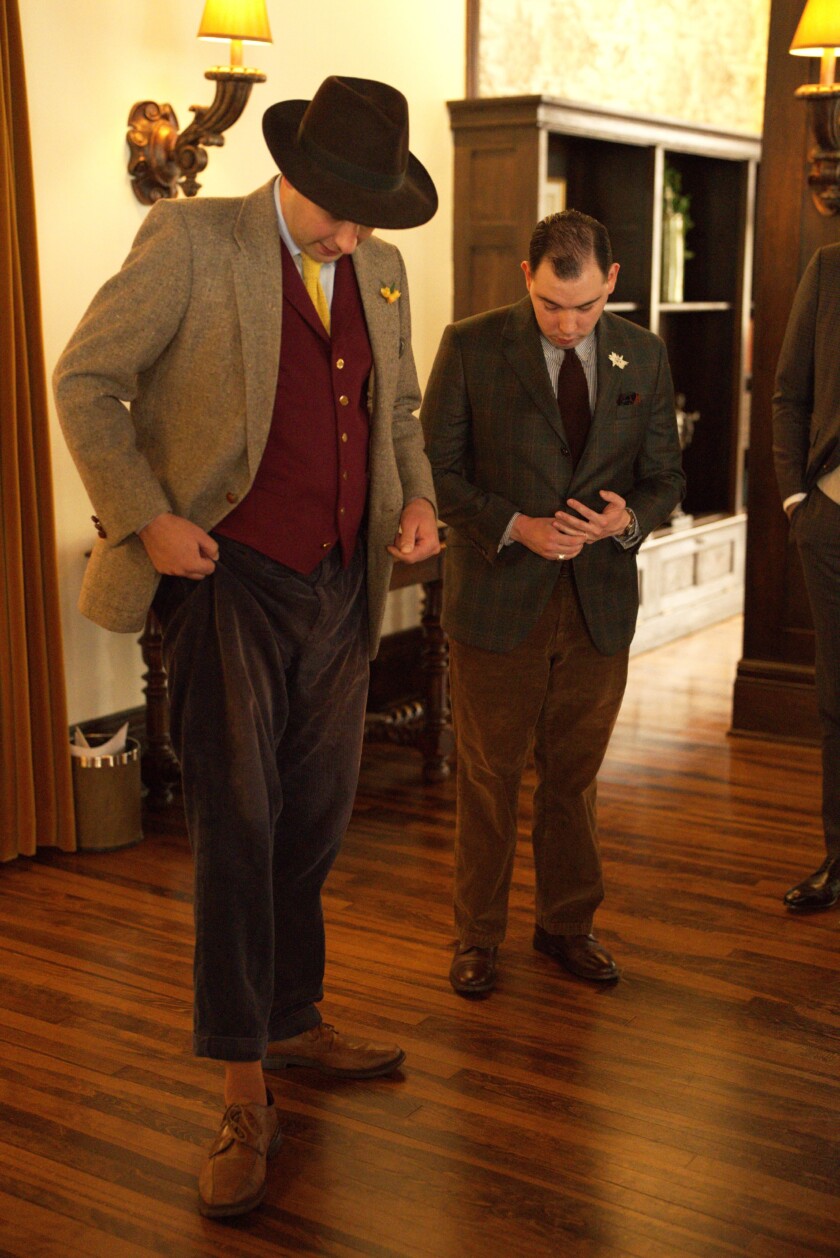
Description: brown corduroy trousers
xmin=448 ymin=565 xmax=629 ymax=947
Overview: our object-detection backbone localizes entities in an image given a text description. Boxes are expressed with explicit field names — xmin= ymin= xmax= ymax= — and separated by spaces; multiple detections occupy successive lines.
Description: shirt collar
xmin=272 ymin=176 xmax=300 ymax=260
xmin=271 ymin=175 xmax=340 ymax=277
xmin=540 ymin=328 xmax=597 ymax=364
xmin=575 ymin=329 xmax=597 ymax=366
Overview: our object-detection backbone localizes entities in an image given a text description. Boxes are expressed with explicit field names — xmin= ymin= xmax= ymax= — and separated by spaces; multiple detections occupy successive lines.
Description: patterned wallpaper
xmin=478 ymin=0 xmax=771 ymax=136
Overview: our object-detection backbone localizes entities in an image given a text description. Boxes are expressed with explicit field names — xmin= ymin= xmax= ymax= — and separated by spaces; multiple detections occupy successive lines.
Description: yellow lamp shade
xmin=198 ymin=0 xmax=273 ymax=44
xmin=790 ymin=0 xmax=840 ymax=55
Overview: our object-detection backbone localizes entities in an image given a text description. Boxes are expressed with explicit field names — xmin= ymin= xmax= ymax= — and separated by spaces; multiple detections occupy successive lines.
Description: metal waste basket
xmin=70 ymin=734 xmax=143 ymax=851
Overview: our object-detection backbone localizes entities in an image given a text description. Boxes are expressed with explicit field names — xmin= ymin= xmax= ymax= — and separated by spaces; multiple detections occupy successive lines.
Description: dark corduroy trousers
xmin=448 ymin=564 xmax=629 ymax=948
xmin=793 ymin=487 xmax=840 ymax=858
xmin=153 ymin=535 xmax=369 ymax=1061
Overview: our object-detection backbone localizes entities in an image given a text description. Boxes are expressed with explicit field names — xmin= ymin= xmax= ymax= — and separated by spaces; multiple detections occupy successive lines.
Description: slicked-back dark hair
xmin=528 ymin=209 xmax=612 ymax=280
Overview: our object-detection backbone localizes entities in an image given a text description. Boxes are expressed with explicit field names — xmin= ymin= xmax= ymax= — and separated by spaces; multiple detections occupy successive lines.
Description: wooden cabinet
xmin=447 ymin=95 xmax=760 ymax=646
xmin=633 ymin=513 xmax=746 ymax=655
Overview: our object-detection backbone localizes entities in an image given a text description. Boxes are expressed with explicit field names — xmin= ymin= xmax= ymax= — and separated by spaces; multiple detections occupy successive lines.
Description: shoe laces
xmin=220 ymin=1102 xmax=262 ymax=1150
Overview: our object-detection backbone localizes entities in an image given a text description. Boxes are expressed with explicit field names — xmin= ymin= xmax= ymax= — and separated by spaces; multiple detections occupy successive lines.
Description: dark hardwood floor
xmin=0 ymin=616 xmax=837 ymax=1257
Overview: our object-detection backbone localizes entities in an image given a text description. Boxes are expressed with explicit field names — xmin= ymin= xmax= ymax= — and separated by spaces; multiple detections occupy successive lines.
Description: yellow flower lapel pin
xmin=609 ymin=351 xmax=628 ymax=369
xmin=380 ymin=283 xmax=401 ymax=304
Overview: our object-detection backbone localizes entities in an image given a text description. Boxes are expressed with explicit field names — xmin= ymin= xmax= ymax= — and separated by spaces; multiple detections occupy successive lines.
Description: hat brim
xmin=263 ymin=99 xmax=438 ymax=230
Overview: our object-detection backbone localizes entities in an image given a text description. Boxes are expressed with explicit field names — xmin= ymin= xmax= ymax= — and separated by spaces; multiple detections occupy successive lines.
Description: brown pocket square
xmin=617 ymin=392 xmax=642 ymax=406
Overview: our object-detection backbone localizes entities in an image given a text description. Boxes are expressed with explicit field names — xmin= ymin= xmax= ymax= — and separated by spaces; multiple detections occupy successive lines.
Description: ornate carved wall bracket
xmin=796 ymin=86 xmax=840 ymax=215
xmin=127 ymin=67 xmax=265 ymax=205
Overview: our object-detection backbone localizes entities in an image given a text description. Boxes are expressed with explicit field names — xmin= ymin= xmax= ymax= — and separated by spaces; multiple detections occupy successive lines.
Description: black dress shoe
xmin=783 ymin=855 xmax=840 ymax=912
xmin=449 ymin=944 xmax=497 ymax=997
xmin=533 ymin=926 xmax=619 ymax=982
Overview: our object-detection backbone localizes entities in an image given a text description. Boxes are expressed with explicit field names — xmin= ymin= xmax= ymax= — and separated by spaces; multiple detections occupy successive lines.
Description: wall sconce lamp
xmin=126 ymin=0 xmax=273 ymax=206
xmin=789 ymin=0 xmax=840 ymax=215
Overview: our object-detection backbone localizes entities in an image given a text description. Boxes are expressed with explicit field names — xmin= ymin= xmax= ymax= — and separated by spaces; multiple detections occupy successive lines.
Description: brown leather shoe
xmin=263 ymin=1023 xmax=405 ymax=1078
xmin=449 ymin=943 xmax=498 ymax=997
xmin=533 ymin=927 xmax=619 ymax=982
xmin=198 ymin=1091 xmax=282 ymax=1218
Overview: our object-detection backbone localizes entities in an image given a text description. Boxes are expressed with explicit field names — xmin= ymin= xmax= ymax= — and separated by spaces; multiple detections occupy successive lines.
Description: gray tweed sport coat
xmin=53 ymin=179 xmax=435 ymax=656
xmin=421 ymin=299 xmax=685 ymax=656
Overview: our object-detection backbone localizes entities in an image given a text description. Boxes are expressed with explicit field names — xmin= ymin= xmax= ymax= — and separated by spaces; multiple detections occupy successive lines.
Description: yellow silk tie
xmin=300 ymin=253 xmax=331 ymax=333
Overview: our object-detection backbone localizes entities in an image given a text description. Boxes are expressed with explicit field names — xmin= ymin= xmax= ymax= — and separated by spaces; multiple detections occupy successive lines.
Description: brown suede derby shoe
xmin=533 ymin=927 xmax=619 ymax=982
xmin=198 ymin=1091 xmax=282 ymax=1219
xmin=449 ymin=943 xmax=498 ymax=997
xmin=263 ymin=1023 xmax=405 ymax=1078
xmin=783 ymin=856 xmax=840 ymax=912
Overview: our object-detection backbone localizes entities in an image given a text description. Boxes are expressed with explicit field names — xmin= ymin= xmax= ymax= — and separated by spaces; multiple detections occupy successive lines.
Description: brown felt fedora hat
xmin=262 ymin=76 xmax=438 ymax=229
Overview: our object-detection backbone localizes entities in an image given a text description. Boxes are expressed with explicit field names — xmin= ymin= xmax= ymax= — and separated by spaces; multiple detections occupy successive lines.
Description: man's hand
xmin=387 ymin=498 xmax=442 ymax=564
xmin=555 ymin=490 xmax=632 ymax=544
xmin=511 ymin=514 xmax=585 ymax=561
xmin=139 ymin=512 xmax=219 ymax=578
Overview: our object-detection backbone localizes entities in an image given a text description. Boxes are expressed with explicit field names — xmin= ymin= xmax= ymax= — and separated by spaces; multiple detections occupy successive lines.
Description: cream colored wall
xmin=479 ymin=0 xmax=770 ymax=136
xmin=20 ymin=0 xmax=464 ymax=724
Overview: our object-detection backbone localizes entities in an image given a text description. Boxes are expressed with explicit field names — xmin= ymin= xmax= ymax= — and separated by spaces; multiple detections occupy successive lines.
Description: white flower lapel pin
xmin=609 ymin=352 xmax=628 ymax=370
xmin=380 ymin=283 xmax=401 ymax=304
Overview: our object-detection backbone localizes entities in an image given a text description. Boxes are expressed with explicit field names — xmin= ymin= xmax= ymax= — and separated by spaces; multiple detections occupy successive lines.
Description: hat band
xmin=298 ymin=130 xmax=405 ymax=195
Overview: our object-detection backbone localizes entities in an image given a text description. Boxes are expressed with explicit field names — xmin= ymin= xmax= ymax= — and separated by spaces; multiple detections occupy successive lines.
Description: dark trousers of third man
xmin=793 ymin=487 xmax=840 ymax=861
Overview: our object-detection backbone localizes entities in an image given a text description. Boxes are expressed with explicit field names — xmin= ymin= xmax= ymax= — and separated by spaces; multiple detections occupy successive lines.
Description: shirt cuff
xmin=614 ymin=509 xmax=642 ymax=551
xmin=783 ymin=492 xmax=807 ymax=513
xmin=498 ymin=512 xmax=521 ymax=551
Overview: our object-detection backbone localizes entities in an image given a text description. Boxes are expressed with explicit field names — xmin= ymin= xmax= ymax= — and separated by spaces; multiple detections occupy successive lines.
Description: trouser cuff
xmin=193 ymin=1033 xmax=265 ymax=1062
xmin=267 ymin=1004 xmax=322 ymax=1043
xmin=537 ymin=916 xmax=594 ymax=936
xmin=457 ymin=933 xmax=504 ymax=949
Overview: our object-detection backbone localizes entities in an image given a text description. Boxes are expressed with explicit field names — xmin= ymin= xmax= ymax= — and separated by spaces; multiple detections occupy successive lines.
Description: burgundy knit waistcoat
xmin=216 ymin=241 xmax=372 ymax=571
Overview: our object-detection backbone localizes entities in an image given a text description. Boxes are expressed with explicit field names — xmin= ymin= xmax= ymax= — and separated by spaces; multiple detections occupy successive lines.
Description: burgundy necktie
xmin=556 ymin=349 xmax=591 ymax=466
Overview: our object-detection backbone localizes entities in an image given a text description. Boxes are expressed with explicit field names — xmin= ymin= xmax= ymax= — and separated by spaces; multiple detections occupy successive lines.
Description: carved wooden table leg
xmin=138 ymin=609 xmax=180 ymax=808
xmin=417 ymin=578 xmax=454 ymax=782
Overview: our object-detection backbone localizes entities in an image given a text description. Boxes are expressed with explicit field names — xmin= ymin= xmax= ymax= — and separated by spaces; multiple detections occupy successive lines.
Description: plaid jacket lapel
xmin=594 ymin=315 xmax=628 ymax=420
xmin=570 ymin=314 xmax=639 ymax=482
xmin=502 ymin=299 xmax=565 ymax=442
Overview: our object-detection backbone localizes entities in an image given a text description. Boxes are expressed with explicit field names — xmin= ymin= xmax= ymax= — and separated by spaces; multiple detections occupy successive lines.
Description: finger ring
xmin=557 ymin=552 xmax=565 ymax=561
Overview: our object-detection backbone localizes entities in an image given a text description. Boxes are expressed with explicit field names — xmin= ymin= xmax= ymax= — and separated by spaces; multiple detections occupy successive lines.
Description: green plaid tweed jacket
xmin=421 ymin=298 xmax=685 ymax=656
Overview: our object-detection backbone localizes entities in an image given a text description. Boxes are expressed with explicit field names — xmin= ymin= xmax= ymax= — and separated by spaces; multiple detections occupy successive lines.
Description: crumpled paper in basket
xmin=69 ymin=722 xmax=129 ymax=759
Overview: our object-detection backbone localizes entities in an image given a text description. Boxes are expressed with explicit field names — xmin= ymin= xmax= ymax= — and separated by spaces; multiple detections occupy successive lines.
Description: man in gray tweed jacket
xmin=54 ymin=76 xmax=439 ymax=1218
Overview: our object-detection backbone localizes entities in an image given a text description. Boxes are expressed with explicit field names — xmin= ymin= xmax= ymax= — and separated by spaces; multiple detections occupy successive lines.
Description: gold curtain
xmin=0 ymin=0 xmax=76 ymax=859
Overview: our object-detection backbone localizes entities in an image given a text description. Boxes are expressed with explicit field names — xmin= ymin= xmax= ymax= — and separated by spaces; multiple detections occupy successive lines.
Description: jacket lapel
xmin=351 ymin=243 xmax=385 ymax=412
xmin=502 ymin=298 xmax=566 ymax=440
xmin=232 ymin=180 xmax=284 ymax=476
xmin=593 ymin=312 xmax=629 ymax=422
xmin=570 ymin=312 xmax=635 ymax=480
